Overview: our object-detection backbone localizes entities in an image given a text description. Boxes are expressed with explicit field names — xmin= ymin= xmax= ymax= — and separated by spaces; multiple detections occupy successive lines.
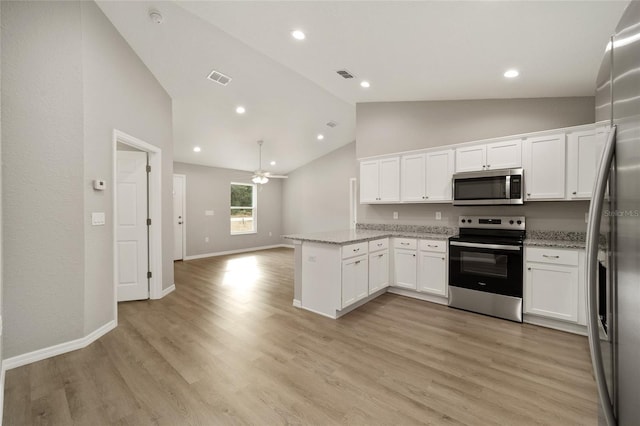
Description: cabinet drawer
xmin=369 ymin=238 xmax=389 ymax=252
xmin=419 ymin=239 xmax=446 ymax=253
xmin=526 ymin=247 xmax=579 ymax=266
xmin=394 ymin=238 xmax=417 ymax=250
xmin=342 ymin=242 xmax=368 ymax=259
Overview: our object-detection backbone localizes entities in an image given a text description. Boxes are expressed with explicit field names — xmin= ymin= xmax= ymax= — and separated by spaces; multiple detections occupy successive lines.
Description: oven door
xmin=449 ymin=241 xmax=523 ymax=297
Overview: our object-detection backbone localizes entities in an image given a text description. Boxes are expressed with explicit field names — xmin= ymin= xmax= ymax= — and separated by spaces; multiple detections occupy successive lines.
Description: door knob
xmin=178 ymin=221 xmax=183 ymax=225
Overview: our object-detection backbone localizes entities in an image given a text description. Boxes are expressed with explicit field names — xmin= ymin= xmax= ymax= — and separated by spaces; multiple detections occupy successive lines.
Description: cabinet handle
xmin=487 ymin=164 xmax=491 ymax=168
xmin=427 ymin=244 xmax=437 ymax=247
xmin=378 ymin=254 xmax=384 ymax=258
xmin=353 ymin=248 xmax=360 ymax=252
xmin=572 ymin=191 xmax=577 ymax=195
xmin=425 ymin=196 xmax=429 ymax=199
xmin=482 ymin=165 xmax=486 ymax=169
xmin=355 ymin=260 xmax=360 ymax=265
xmin=412 ymin=254 xmax=416 ymax=257
xmin=528 ymin=267 xmax=531 ymax=270
xmin=377 ymin=243 xmax=383 ymax=247
xmin=441 ymin=257 xmax=445 ymax=261
xmin=527 ymin=193 xmax=531 ymax=196
xmin=401 ymin=242 xmax=410 ymax=246
xmin=542 ymin=255 xmax=560 ymax=259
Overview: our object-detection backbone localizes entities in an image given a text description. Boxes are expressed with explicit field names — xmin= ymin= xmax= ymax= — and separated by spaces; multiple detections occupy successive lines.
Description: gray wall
xmin=173 ymin=162 xmax=283 ymax=257
xmin=2 ymin=1 xmax=85 ymax=358
xmin=282 ymin=142 xmax=358 ymax=235
xmin=356 ymin=97 xmax=595 ymax=159
xmin=81 ymin=1 xmax=173 ymax=333
xmin=2 ymin=1 xmax=174 ymax=358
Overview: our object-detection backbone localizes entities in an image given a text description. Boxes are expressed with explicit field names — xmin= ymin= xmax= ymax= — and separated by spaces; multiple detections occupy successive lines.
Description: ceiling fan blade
xmin=267 ymin=175 xmax=288 ymax=179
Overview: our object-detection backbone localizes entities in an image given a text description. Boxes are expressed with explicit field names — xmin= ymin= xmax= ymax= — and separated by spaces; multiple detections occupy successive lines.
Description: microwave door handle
xmin=586 ymin=124 xmax=616 ymax=426
xmin=505 ymin=175 xmax=511 ymax=199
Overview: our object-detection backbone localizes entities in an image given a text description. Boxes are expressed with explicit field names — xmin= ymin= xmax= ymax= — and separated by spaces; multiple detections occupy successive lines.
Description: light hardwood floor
xmin=3 ymin=247 xmax=598 ymax=425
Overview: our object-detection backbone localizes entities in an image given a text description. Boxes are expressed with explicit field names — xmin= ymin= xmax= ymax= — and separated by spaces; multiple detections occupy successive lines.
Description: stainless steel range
xmin=448 ymin=216 xmax=525 ymax=322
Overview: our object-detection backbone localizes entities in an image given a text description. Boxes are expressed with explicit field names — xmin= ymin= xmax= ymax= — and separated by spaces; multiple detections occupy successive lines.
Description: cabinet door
xmin=455 ymin=145 xmax=486 ymax=172
xmin=486 ymin=139 xmax=522 ymax=170
xmin=567 ymin=129 xmax=600 ymax=199
xmin=523 ymin=134 xmax=566 ymax=200
xmin=342 ymin=256 xmax=368 ymax=309
xmin=393 ymin=249 xmax=417 ymax=290
xmin=525 ymin=262 xmax=579 ymax=322
xmin=369 ymin=251 xmax=389 ymax=294
xmin=360 ymin=160 xmax=380 ymax=203
xmin=401 ymin=154 xmax=426 ymax=201
xmin=425 ymin=150 xmax=455 ymax=201
xmin=418 ymin=251 xmax=447 ymax=296
xmin=379 ymin=157 xmax=400 ymax=202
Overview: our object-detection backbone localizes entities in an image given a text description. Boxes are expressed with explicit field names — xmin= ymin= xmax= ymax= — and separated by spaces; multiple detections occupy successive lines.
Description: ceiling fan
xmin=251 ymin=140 xmax=288 ymax=184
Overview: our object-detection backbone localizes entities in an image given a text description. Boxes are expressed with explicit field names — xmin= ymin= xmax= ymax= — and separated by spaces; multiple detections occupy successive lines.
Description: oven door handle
xmin=449 ymin=241 xmax=521 ymax=251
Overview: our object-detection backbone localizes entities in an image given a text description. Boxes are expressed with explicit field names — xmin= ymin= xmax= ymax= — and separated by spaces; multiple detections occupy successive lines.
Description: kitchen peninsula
xmin=283 ymin=224 xmax=454 ymax=319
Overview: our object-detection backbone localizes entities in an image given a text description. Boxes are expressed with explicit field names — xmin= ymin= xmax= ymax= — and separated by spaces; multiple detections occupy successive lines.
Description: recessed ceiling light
xmin=291 ymin=30 xmax=306 ymax=40
xmin=193 ymin=146 xmax=201 ymax=153
xmin=317 ymin=134 xmax=324 ymax=140
xmin=504 ymin=69 xmax=519 ymax=78
xmin=270 ymin=161 xmax=276 ymax=166
xmin=236 ymin=106 xmax=246 ymax=114
xmin=360 ymin=81 xmax=371 ymax=88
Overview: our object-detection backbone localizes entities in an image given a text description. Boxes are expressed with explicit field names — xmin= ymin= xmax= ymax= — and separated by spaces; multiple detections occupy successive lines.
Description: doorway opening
xmin=112 ymin=130 xmax=163 ymax=310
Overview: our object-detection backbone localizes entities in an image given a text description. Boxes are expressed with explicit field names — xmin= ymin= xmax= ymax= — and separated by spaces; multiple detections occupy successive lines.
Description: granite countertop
xmin=283 ymin=223 xmax=455 ymax=245
xmin=524 ymin=230 xmax=587 ymax=249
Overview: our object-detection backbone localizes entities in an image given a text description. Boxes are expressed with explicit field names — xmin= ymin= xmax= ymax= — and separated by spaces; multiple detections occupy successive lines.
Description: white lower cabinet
xmin=418 ymin=251 xmax=447 ymax=297
xmin=524 ymin=247 xmax=585 ymax=325
xmin=341 ymin=255 xmax=369 ymax=309
xmin=394 ymin=249 xmax=417 ymax=289
xmin=369 ymin=250 xmax=389 ymax=294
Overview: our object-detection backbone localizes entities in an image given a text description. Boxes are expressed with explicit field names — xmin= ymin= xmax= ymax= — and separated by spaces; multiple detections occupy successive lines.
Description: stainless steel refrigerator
xmin=588 ymin=1 xmax=640 ymax=425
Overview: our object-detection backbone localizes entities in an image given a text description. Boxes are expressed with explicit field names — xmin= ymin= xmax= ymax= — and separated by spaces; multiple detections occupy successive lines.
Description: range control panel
xmin=458 ymin=216 xmax=525 ymax=230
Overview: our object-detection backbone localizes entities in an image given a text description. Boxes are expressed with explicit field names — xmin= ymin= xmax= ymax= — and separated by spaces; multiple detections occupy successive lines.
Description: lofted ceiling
xmin=97 ymin=1 xmax=628 ymax=174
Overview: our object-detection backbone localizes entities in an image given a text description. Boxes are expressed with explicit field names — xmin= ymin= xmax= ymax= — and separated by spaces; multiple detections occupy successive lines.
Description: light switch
xmin=436 ymin=212 xmax=442 ymax=220
xmin=92 ymin=212 xmax=106 ymax=226
xmin=205 ymin=210 xmax=214 ymax=216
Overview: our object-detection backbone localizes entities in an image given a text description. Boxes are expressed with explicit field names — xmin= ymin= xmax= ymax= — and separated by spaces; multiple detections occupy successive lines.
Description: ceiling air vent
xmin=336 ymin=69 xmax=355 ymax=79
xmin=207 ymin=69 xmax=232 ymax=86
xmin=326 ymin=121 xmax=338 ymax=128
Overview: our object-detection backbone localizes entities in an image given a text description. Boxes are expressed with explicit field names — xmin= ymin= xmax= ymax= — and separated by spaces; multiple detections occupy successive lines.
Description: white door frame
xmin=173 ymin=174 xmax=187 ymax=261
xmin=112 ymin=129 xmax=163 ymax=315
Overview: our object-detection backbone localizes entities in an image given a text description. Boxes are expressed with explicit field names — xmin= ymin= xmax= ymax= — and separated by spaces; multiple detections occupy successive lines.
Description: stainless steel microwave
xmin=452 ymin=168 xmax=524 ymax=205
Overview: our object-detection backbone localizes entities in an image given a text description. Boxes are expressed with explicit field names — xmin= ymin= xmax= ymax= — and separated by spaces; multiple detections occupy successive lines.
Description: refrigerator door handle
xmin=586 ymin=125 xmax=617 ymax=426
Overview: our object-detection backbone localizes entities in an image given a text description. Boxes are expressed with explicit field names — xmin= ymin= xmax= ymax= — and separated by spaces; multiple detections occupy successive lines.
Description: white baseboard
xmin=387 ymin=287 xmax=448 ymax=305
xmin=292 ymin=299 xmax=302 ymax=308
xmin=3 ymin=320 xmax=117 ymax=371
xmin=523 ymin=314 xmax=587 ymax=336
xmin=161 ymin=284 xmax=176 ymax=298
xmin=184 ymin=244 xmax=292 ymax=260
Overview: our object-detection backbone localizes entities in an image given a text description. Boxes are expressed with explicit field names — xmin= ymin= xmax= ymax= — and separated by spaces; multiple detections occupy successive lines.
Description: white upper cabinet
xmin=523 ymin=133 xmax=566 ymax=200
xmin=425 ymin=150 xmax=455 ymax=201
xmin=401 ymin=154 xmax=426 ymax=202
xmin=486 ymin=139 xmax=523 ymax=170
xmin=455 ymin=145 xmax=486 ymax=172
xmin=401 ymin=149 xmax=454 ymax=202
xmin=360 ymin=157 xmax=400 ymax=203
xmin=455 ymin=139 xmax=522 ymax=172
xmin=566 ymin=127 xmax=606 ymax=199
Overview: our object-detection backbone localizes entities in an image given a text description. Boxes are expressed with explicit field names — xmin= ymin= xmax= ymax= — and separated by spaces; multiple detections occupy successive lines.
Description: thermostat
xmin=93 ymin=179 xmax=106 ymax=190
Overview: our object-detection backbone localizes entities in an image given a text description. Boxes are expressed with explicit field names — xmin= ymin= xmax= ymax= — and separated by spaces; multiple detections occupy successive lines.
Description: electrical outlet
xmin=205 ymin=210 xmax=214 ymax=216
xmin=435 ymin=212 xmax=442 ymax=220
xmin=269 ymin=231 xmax=273 ymax=237
xmin=393 ymin=212 xmax=399 ymax=220
xmin=205 ymin=236 xmax=209 ymax=243
xmin=585 ymin=212 xmax=589 ymax=223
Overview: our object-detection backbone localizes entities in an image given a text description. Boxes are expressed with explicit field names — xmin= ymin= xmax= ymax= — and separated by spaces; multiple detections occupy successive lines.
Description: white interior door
xmin=116 ymin=150 xmax=149 ymax=301
xmin=173 ymin=174 xmax=185 ymax=260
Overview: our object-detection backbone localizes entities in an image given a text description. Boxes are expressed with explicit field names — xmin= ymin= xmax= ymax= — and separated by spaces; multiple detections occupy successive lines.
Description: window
xmin=230 ymin=183 xmax=257 ymax=234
